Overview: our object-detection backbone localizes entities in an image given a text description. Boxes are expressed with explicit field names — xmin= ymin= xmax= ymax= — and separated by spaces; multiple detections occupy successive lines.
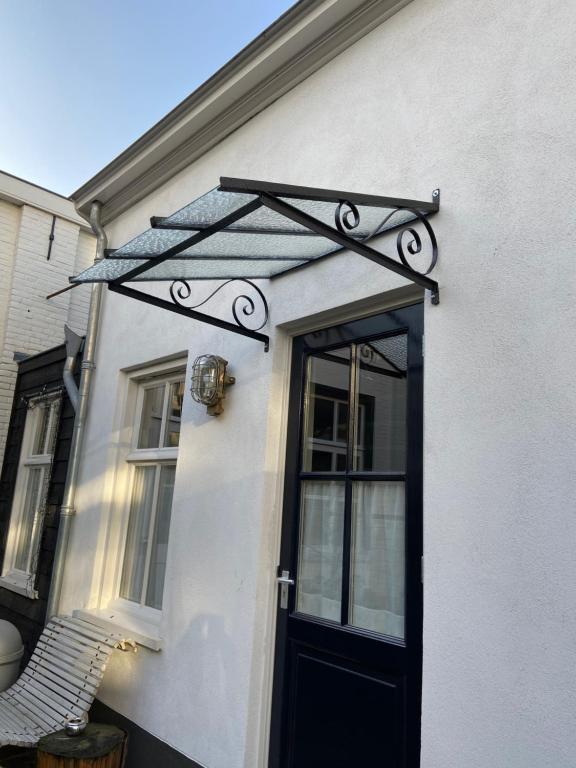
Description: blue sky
xmin=0 ymin=0 xmax=295 ymax=196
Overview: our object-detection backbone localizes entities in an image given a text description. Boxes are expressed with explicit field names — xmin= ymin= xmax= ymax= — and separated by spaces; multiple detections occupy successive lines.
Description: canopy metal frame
xmin=76 ymin=177 xmax=441 ymax=352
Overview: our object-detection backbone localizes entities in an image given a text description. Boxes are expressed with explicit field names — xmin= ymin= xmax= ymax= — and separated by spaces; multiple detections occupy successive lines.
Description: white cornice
xmin=71 ymin=0 xmax=413 ymax=224
xmin=0 ymin=170 xmax=90 ymax=229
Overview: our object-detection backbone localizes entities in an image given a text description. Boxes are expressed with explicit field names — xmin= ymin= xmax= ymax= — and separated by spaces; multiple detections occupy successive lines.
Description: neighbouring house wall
xmin=60 ymin=1 xmax=576 ymax=767
xmin=0 ymin=201 xmax=20 ymax=355
xmin=0 ymin=345 xmax=80 ymax=657
xmin=68 ymin=230 xmax=95 ymax=334
xmin=0 ymin=201 xmax=94 ymax=468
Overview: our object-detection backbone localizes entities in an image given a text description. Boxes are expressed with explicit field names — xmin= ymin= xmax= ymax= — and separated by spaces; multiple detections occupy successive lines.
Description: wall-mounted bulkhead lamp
xmin=190 ymin=355 xmax=235 ymax=416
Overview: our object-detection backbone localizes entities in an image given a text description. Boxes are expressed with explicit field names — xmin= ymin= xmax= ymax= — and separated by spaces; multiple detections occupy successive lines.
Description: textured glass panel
xmin=279 ymin=198 xmax=417 ymax=238
xmin=160 ymin=188 xmax=257 ymax=228
xmin=163 ymin=381 xmax=184 ymax=448
xmin=114 ymin=229 xmax=194 ymax=258
xmin=145 ymin=465 xmax=176 ymax=610
xmin=353 ymin=335 xmax=407 ymax=472
xmin=302 ymin=347 xmax=351 ymax=473
xmin=162 ymin=193 xmax=418 ymax=237
xmin=14 ymin=467 xmax=43 ymax=571
xmin=230 ymin=205 xmax=311 ymax=233
xmin=71 ymin=257 xmax=308 ymax=283
xmin=69 ymin=185 xmax=424 ymax=285
xmin=111 ymin=231 xmax=338 ymax=260
xmin=71 ymin=258 xmax=148 ymax=283
xmin=138 ymin=385 xmax=164 ymax=449
xmin=297 ymin=480 xmax=345 ymax=622
xmin=120 ymin=466 xmax=155 ymax=604
xmin=350 ymin=482 xmax=405 ymax=638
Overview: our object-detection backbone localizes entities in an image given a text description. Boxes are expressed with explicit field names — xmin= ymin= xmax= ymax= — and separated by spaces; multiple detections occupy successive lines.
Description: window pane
xmin=353 ymin=335 xmax=407 ymax=472
xmin=32 ymin=404 xmax=50 ymax=455
xmin=145 ymin=465 xmax=176 ymax=609
xmin=120 ymin=466 xmax=156 ymax=604
xmin=14 ymin=467 xmax=43 ymax=572
xmin=296 ymin=481 xmax=344 ymax=622
xmin=313 ymin=398 xmax=335 ymax=441
xmin=302 ymin=348 xmax=350 ymax=472
xmin=163 ymin=381 xmax=184 ymax=448
xmin=138 ymin=385 xmax=164 ymax=448
xmin=350 ymin=481 xmax=405 ymax=638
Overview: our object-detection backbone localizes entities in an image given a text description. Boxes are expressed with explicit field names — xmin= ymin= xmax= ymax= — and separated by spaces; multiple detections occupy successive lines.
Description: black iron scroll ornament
xmin=334 ymin=193 xmax=439 ymax=280
xmin=169 ymin=278 xmax=269 ymax=332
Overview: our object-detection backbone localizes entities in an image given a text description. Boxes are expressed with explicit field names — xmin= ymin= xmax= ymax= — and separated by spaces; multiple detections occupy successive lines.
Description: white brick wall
xmin=0 ymin=200 xmax=20 ymax=355
xmin=68 ymin=229 xmax=95 ymax=334
xmin=0 ymin=201 xmax=95 ymax=467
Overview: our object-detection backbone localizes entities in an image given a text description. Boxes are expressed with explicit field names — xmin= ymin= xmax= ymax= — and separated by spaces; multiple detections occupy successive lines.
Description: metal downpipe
xmin=62 ymin=325 xmax=83 ymax=412
xmin=46 ymin=201 xmax=106 ymax=621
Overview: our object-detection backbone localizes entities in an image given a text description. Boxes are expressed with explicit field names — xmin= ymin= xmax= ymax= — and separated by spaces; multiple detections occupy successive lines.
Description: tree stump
xmin=37 ymin=724 xmax=127 ymax=768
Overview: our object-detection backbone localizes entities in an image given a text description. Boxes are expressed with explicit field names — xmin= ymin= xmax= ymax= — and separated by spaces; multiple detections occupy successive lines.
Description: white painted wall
xmin=61 ymin=0 xmax=576 ymax=767
xmin=0 ymin=181 xmax=95 ymax=467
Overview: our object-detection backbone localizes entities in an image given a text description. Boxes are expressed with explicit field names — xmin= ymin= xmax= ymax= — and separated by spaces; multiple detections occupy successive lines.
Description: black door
xmin=269 ymin=304 xmax=423 ymax=768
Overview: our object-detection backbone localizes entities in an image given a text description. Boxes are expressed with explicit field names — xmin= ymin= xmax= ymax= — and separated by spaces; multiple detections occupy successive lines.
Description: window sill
xmin=74 ymin=608 xmax=162 ymax=652
xmin=0 ymin=574 xmax=38 ymax=599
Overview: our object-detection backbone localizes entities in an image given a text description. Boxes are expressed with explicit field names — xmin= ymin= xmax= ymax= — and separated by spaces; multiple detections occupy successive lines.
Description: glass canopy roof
xmin=71 ymin=178 xmax=438 ymax=285
xmin=69 ymin=177 xmax=440 ymax=351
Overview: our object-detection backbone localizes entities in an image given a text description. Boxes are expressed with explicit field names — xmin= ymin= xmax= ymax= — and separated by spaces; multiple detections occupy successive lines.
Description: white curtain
xmin=14 ymin=467 xmax=43 ymax=571
xmin=350 ymin=481 xmax=405 ymax=638
xmin=145 ymin=465 xmax=175 ymax=609
xmin=120 ymin=465 xmax=155 ymax=603
xmin=297 ymin=481 xmax=344 ymax=622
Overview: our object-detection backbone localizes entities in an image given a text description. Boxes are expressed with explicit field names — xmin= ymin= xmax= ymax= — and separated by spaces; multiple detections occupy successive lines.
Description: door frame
xmin=267 ymin=301 xmax=424 ymax=768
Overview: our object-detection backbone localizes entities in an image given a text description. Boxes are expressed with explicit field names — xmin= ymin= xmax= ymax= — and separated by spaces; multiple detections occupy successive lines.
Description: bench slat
xmin=12 ymin=678 xmax=85 ymax=720
xmin=35 ymin=640 xmax=107 ymax=678
xmin=3 ymin=690 xmax=60 ymax=730
xmin=42 ymin=626 xmax=111 ymax=660
xmin=31 ymin=647 xmax=101 ymax=686
xmin=38 ymin=632 xmax=109 ymax=664
xmin=18 ymin=673 xmax=88 ymax=714
xmin=54 ymin=618 xmax=121 ymax=647
xmin=25 ymin=663 xmax=95 ymax=703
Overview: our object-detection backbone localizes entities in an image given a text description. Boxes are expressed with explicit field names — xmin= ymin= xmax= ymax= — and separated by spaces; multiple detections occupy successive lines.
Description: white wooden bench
xmin=0 ymin=616 xmax=135 ymax=748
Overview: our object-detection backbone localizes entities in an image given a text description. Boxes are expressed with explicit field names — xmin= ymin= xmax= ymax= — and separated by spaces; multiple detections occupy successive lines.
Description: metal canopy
xmin=71 ymin=177 xmax=440 ymax=351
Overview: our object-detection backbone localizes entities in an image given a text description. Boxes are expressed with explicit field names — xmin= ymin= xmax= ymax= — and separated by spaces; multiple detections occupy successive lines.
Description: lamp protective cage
xmin=190 ymin=354 xmax=234 ymax=414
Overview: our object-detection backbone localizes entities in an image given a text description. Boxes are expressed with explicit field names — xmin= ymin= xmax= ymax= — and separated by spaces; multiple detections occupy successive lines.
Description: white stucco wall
xmin=61 ymin=0 xmax=576 ymax=767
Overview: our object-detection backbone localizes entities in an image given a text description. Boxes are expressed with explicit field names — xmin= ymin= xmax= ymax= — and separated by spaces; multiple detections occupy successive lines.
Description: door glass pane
xmin=302 ymin=347 xmax=350 ymax=472
xmin=296 ymin=481 xmax=344 ymax=621
xmin=350 ymin=481 xmax=405 ymax=638
xmin=145 ymin=465 xmax=176 ymax=609
xmin=163 ymin=381 xmax=184 ymax=448
xmin=120 ymin=466 xmax=156 ymax=603
xmin=14 ymin=467 xmax=43 ymax=571
xmin=353 ymin=334 xmax=407 ymax=472
xmin=138 ymin=385 xmax=165 ymax=448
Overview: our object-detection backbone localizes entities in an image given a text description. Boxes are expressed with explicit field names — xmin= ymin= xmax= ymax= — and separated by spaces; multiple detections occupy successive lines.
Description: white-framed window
xmin=1 ymin=393 xmax=61 ymax=598
xmin=116 ymin=373 xmax=184 ymax=613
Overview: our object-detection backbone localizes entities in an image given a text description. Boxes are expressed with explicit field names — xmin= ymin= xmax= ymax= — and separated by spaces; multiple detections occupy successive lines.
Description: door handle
xmin=277 ymin=570 xmax=294 ymax=609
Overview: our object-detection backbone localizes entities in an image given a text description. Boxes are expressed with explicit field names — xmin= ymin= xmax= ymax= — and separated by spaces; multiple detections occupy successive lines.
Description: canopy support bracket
xmin=258 ymin=192 xmax=440 ymax=304
xmin=108 ymin=283 xmax=270 ymax=351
